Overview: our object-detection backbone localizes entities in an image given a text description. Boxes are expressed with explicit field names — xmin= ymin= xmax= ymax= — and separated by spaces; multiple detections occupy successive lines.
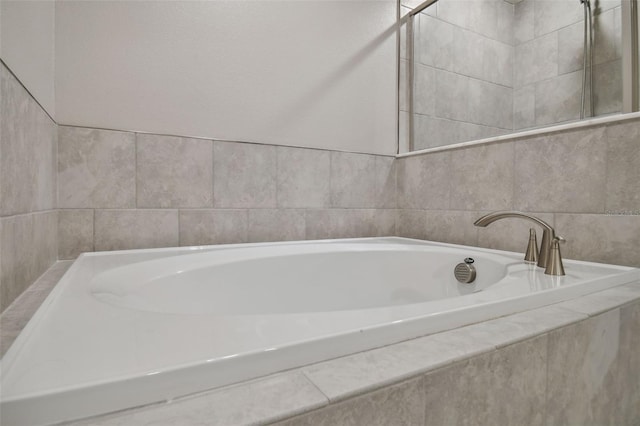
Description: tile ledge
xmin=397 ymin=111 xmax=640 ymax=158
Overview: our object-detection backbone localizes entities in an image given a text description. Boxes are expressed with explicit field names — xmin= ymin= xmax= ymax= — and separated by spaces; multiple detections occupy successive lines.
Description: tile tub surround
xmin=396 ymin=115 xmax=640 ymax=267
xmin=3 ymin=269 xmax=631 ymax=425
xmin=57 ymin=126 xmax=397 ymax=259
xmin=0 ymin=63 xmax=58 ymax=313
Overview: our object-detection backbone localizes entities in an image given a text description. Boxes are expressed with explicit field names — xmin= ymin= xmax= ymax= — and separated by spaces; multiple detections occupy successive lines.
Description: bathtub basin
xmin=1 ymin=237 xmax=638 ymax=425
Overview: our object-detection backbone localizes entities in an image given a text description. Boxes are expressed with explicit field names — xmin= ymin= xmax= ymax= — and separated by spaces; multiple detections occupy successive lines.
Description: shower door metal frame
xmin=621 ymin=0 xmax=639 ymax=112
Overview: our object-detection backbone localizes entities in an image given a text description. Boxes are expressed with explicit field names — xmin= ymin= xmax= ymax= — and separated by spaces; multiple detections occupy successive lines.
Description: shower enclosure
xmin=400 ymin=0 xmax=640 ymax=152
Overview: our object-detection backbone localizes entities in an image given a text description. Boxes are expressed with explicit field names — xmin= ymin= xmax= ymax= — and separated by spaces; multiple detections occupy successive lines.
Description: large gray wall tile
xmin=546 ymin=309 xmax=627 ymax=425
xmin=58 ymin=127 xmax=136 ymax=209
xmin=514 ymin=0 xmax=534 ymax=44
xmin=534 ymin=0 xmax=583 ymax=38
xmin=514 ymin=128 xmax=607 ymax=213
xmin=136 ymin=134 xmax=213 ymax=208
xmin=277 ymin=147 xmax=330 ymax=209
xmin=558 ymin=21 xmax=584 ymax=75
xmin=414 ymin=64 xmax=436 ymax=116
xmin=435 ymin=70 xmax=470 ymax=122
xmin=397 ymin=152 xmax=450 ymax=210
xmin=330 ymin=152 xmax=377 ymax=208
xmin=179 ymin=209 xmax=248 ymax=246
xmin=554 ymin=213 xmax=640 ymax=267
xmin=605 ymin=119 xmax=640 ymax=212
xmin=1 ymin=65 xmax=57 ymax=216
xmin=248 ymin=209 xmax=305 ymax=243
xmin=423 ymin=335 xmax=547 ymax=426
xmin=375 ymin=156 xmax=397 ymax=209
xmin=396 ymin=209 xmax=427 ymax=240
xmin=593 ymin=59 xmax=622 ymax=116
xmin=468 ymin=80 xmax=513 ymax=129
xmin=482 ymin=38 xmax=513 ymax=88
xmin=213 ymin=141 xmax=276 ymax=208
xmin=535 ymin=70 xmax=583 ymax=126
xmin=94 ymin=210 xmax=178 ymax=251
xmin=305 ymin=209 xmax=392 ymax=240
xmin=58 ymin=209 xmax=94 ymax=260
xmin=424 ymin=210 xmax=479 ymax=246
xmin=449 ymin=142 xmax=515 ymax=211
xmin=618 ymin=302 xmax=640 ymax=423
xmin=515 ymin=32 xmax=558 ymax=88
xmin=1 ymin=212 xmax=57 ymax=312
xmin=514 ymin=84 xmax=536 ymax=130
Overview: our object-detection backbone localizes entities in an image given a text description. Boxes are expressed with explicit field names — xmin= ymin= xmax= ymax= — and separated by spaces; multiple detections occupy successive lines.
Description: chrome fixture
xmin=454 ymin=258 xmax=476 ymax=284
xmin=474 ymin=211 xmax=566 ymax=276
xmin=525 ymin=228 xmax=538 ymax=264
xmin=580 ymin=0 xmax=594 ymax=118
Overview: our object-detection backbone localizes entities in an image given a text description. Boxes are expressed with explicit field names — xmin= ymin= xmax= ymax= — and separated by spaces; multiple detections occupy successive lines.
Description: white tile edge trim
xmin=397 ymin=112 xmax=640 ymax=159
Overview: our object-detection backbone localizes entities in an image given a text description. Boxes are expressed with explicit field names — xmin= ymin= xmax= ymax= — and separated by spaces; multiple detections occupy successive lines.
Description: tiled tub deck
xmin=1 ymin=261 xmax=639 ymax=426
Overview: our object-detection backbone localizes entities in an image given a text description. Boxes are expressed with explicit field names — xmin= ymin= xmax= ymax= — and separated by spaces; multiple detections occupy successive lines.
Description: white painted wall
xmin=55 ymin=1 xmax=398 ymax=155
xmin=0 ymin=0 xmax=56 ymax=117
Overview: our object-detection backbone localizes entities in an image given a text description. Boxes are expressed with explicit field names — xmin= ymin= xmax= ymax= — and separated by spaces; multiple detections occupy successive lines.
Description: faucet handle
xmin=544 ymin=236 xmax=566 ymax=276
xmin=524 ymin=228 xmax=538 ymax=263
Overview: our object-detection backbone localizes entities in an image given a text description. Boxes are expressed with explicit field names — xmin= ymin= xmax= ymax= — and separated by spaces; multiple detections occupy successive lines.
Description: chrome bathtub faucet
xmin=473 ymin=211 xmax=566 ymax=276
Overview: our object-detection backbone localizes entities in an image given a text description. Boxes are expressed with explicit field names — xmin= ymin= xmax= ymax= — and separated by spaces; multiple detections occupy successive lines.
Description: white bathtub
xmin=1 ymin=237 xmax=638 ymax=425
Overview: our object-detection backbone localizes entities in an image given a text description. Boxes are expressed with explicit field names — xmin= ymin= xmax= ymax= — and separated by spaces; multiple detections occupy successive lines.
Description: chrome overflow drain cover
xmin=454 ymin=258 xmax=476 ymax=284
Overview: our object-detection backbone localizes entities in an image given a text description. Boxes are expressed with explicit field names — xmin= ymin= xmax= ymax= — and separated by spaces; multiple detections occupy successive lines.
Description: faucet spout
xmin=474 ymin=211 xmax=565 ymax=275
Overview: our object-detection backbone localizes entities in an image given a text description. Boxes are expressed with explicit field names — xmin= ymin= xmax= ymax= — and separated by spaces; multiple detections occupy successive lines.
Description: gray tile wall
xmin=396 ymin=116 xmax=640 ymax=267
xmin=514 ymin=0 xmax=622 ymax=130
xmin=57 ymin=126 xmax=398 ymax=259
xmin=0 ymin=63 xmax=58 ymax=313
xmin=276 ymin=297 xmax=640 ymax=426
xmin=401 ymin=0 xmax=515 ymax=151
xmin=402 ymin=0 xmax=624 ymax=152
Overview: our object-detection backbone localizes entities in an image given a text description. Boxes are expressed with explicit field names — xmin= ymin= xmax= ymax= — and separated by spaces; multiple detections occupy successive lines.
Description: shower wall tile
xmin=58 ymin=127 xmax=136 ymax=209
xmin=0 ymin=66 xmax=57 ymax=216
xmin=413 ymin=64 xmax=435 ymax=116
xmin=397 ymin=151 xmax=450 ymax=210
xmin=435 ymin=70 xmax=470 ymax=122
xmin=546 ymin=309 xmax=626 ymax=425
xmin=514 ymin=127 xmax=606 ymax=213
xmin=605 ymin=119 xmax=640 ymax=212
xmin=534 ymin=0 xmax=583 ymax=38
xmin=513 ymin=85 xmax=536 ymax=130
xmin=618 ymin=302 xmax=640 ymax=422
xmin=554 ymin=214 xmax=640 ymax=267
xmin=594 ymin=7 xmax=621 ymax=65
xmin=449 ymin=141 xmax=515 ymax=211
xmin=593 ymin=59 xmax=622 ymax=116
xmin=477 ymin=212 xmax=554 ymax=253
xmin=468 ymin=79 xmax=513 ymax=129
xmin=136 ymin=134 xmax=213 ymax=208
xmin=482 ymin=38 xmax=513 ymax=87
xmin=179 ymin=209 xmax=248 ymax=246
xmin=213 ymin=141 xmax=276 ymax=208
xmin=247 ymin=209 xmax=305 ymax=243
xmin=515 ymin=32 xmax=558 ymax=87
xmin=276 ymin=147 xmax=330 ymax=209
xmin=558 ymin=21 xmax=585 ymax=75
xmin=423 ymin=336 xmax=547 ymax=426
xmin=58 ymin=209 xmax=94 ymax=260
xmin=514 ymin=0 xmax=534 ymax=44
xmin=94 ymin=209 xmax=178 ymax=251
xmin=413 ymin=115 xmax=460 ymax=150
xmin=330 ymin=152 xmax=377 ymax=208
xmin=0 ymin=211 xmax=57 ymax=312
xmin=534 ymin=70 xmax=582 ymax=126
